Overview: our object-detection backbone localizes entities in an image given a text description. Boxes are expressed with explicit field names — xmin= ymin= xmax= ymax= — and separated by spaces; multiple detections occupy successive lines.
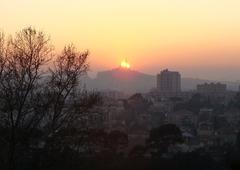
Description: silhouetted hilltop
xmin=83 ymin=68 xmax=240 ymax=93
xmin=85 ymin=67 xmax=155 ymax=93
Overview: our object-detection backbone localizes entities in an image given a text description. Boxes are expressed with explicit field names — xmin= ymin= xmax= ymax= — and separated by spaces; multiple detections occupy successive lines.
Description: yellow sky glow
xmin=1 ymin=0 xmax=240 ymax=80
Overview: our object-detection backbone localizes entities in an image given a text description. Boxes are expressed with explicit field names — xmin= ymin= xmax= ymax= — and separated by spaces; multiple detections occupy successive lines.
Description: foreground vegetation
xmin=0 ymin=27 xmax=240 ymax=170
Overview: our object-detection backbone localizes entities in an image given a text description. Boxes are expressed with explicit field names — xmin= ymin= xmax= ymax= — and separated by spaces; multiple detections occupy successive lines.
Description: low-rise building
xmin=197 ymin=83 xmax=227 ymax=97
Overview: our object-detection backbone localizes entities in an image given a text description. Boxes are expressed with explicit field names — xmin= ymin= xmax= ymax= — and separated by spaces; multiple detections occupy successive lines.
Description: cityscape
xmin=1 ymin=0 xmax=240 ymax=170
xmin=88 ymin=66 xmax=240 ymax=150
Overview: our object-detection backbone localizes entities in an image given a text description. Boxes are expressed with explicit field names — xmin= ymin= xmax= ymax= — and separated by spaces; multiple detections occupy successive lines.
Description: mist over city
xmin=1 ymin=0 xmax=240 ymax=170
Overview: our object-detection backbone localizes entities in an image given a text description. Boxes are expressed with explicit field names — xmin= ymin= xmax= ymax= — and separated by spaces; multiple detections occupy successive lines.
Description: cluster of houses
xmin=85 ymin=82 xmax=240 ymax=153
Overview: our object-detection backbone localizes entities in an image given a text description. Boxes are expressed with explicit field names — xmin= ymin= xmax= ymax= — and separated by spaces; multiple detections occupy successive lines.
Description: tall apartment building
xmin=157 ymin=69 xmax=181 ymax=97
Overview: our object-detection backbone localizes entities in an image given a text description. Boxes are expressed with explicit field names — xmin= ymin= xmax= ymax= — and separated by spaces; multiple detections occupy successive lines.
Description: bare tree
xmin=0 ymin=28 xmax=102 ymax=170
xmin=0 ymin=32 xmax=6 ymax=82
xmin=0 ymin=27 xmax=52 ymax=170
xmin=46 ymin=45 xmax=89 ymax=132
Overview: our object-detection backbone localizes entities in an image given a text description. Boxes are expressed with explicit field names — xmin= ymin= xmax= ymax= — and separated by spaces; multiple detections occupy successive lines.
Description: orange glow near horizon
xmin=1 ymin=0 xmax=240 ymax=80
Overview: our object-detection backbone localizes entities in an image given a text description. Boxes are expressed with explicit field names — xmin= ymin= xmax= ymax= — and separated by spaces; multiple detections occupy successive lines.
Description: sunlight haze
xmin=1 ymin=0 xmax=240 ymax=80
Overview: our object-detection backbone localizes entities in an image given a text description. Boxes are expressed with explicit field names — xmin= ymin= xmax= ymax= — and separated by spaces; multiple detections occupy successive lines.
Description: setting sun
xmin=120 ymin=60 xmax=130 ymax=69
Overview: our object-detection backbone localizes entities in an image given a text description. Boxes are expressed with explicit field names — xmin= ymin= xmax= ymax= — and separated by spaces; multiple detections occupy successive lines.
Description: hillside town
xmin=90 ymin=69 xmax=240 ymax=160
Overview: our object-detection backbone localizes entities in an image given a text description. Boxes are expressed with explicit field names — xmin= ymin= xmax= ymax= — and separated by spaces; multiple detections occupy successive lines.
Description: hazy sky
xmin=1 ymin=0 xmax=240 ymax=80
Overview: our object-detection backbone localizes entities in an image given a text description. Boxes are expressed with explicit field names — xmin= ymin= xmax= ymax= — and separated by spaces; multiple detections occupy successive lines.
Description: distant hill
xmin=83 ymin=68 xmax=240 ymax=94
xmin=84 ymin=67 xmax=155 ymax=93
